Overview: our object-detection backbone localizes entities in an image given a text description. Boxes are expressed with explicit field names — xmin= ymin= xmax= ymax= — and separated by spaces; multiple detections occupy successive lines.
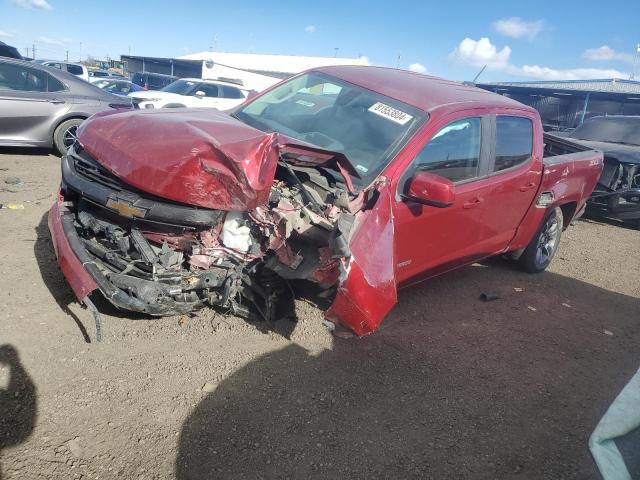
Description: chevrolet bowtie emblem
xmin=106 ymin=198 xmax=147 ymax=219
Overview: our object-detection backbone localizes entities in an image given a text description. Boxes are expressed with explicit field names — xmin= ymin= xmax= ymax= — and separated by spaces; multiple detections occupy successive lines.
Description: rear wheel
xmin=517 ymin=208 xmax=563 ymax=273
xmin=53 ymin=118 xmax=84 ymax=155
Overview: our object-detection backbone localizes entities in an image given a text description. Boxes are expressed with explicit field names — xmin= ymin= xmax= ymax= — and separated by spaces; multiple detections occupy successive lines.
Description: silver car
xmin=0 ymin=57 xmax=133 ymax=154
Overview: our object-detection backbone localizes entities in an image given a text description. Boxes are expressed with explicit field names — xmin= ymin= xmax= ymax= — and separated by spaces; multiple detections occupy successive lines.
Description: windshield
xmin=161 ymin=79 xmax=197 ymax=95
xmin=234 ymin=72 xmax=424 ymax=184
xmin=571 ymin=116 xmax=640 ymax=146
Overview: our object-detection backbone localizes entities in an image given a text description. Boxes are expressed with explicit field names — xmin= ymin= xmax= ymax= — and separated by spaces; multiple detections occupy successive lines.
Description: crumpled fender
xmin=324 ymin=183 xmax=397 ymax=335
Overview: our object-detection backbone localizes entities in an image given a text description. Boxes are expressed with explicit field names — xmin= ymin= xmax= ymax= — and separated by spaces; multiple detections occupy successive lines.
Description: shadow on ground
xmin=0 ymin=147 xmax=56 ymax=158
xmin=0 ymin=345 xmax=37 ymax=480
xmin=176 ymin=261 xmax=640 ymax=479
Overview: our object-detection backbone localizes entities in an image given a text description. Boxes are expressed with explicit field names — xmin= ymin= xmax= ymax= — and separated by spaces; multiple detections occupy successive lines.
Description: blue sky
xmin=1 ymin=0 xmax=638 ymax=82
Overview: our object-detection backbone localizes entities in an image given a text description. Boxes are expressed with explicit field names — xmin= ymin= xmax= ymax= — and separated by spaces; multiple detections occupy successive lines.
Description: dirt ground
xmin=0 ymin=148 xmax=638 ymax=480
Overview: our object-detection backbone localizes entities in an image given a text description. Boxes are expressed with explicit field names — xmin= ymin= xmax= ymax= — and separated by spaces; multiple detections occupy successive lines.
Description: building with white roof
xmin=178 ymin=51 xmax=370 ymax=79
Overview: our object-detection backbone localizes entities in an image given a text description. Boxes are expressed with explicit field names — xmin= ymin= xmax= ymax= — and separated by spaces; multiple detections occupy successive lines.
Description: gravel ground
xmin=0 ymin=148 xmax=638 ymax=479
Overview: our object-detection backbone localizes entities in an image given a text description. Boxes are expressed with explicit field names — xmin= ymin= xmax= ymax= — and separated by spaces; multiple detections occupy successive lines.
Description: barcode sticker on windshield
xmin=368 ymin=102 xmax=413 ymax=125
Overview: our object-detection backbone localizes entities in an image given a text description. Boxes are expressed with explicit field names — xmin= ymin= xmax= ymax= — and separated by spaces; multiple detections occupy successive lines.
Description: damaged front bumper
xmin=49 ymin=196 xmax=186 ymax=315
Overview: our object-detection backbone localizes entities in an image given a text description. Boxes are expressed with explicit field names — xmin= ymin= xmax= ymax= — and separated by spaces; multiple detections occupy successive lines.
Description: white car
xmin=128 ymin=78 xmax=251 ymax=110
xmin=34 ymin=60 xmax=89 ymax=82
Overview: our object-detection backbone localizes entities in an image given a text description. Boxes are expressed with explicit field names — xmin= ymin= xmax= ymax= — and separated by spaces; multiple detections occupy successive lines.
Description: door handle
xmin=520 ymin=182 xmax=536 ymax=192
xmin=49 ymin=99 xmax=65 ymax=104
xmin=463 ymin=197 xmax=483 ymax=209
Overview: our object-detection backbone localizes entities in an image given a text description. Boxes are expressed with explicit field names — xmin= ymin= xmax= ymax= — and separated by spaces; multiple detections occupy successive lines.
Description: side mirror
xmin=194 ymin=90 xmax=205 ymax=98
xmin=402 ymin=171 xmax=455 ymax=208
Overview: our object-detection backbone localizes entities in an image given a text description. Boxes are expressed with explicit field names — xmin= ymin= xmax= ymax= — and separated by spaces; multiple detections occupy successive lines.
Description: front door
xmin=393 ymin=115 xmax=492 ymax=285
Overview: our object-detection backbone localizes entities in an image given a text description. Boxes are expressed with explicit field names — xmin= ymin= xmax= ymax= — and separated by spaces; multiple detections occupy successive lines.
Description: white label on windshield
xmin=296 ymin=99 xmax=315 ymax=107
xmin=368 ymin=102 xmax=413 ymax=125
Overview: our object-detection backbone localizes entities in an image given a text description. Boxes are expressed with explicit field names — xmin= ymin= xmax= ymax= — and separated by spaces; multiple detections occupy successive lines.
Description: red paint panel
xmin=77 ymin=109 xmax=280 ymax=211
xmin=48 ymin=198 xmax=98 ymax=301
xmin=325 ymin=184 xmax=397 ymax=335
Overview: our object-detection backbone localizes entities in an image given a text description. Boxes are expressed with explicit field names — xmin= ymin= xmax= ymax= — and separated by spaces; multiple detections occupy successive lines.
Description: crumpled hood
xmin=76 ymin=108 xmax=280 ymax=211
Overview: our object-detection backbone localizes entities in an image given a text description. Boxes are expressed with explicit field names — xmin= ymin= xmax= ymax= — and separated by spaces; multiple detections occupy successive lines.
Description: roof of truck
xmin=315 ymin=65 xmax=532 ymax=113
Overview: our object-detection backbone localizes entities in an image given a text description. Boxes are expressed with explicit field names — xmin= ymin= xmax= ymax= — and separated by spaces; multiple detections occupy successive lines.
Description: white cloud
xmin=12 ymin=0 xmax=52 ymax=10
xmin=449 ymin=37 xmax=511 ymax=69
xmin=304 ymin=25 xmax=316 ymax=34
xmin=583 ymin=45 xmax=633 ymax=64
xmin=492 ymin=17 xmax=544 ymax=40
xmin=37 ymin=36 xmax=71 ymax=46
xmin=508 ymin=65 xmax=628 ymax=81
xmin=451 ymin=36 xmax=629 ymax=81
xmin=0 ymin=30 xmax=12 ymax=37
xmin=408 ymin=63 xmax=428 ymax=74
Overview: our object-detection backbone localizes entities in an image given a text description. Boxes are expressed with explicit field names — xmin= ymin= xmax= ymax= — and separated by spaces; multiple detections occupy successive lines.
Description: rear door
xmin=476 ymin=115 xmax=542 ymax=251
xmin=0 ymin=61 xmax=70 ymax=146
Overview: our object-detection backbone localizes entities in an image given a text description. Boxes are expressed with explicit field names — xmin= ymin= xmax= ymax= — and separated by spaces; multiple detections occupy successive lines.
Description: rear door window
xmin=494 ymin=116 xmax=533 ymax=172
xmin=221 ymin=85 xmax=244 ymax=99
xmin=196 ymin=84 xmax=220 ymax=97
xmin=66 ymin=64 xmax=84 ymax=75
xmin=411 ymin=118 xmax=482 ymax=183
xmin=47 ymin=74 xmax=66 ymax=92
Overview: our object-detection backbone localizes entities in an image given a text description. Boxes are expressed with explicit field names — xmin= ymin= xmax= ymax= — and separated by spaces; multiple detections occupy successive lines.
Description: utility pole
xmin=65 ymin=50 xmax=69 ymax=61
xmin=128 ymin=45 xmax=131 ymax=56
xmin=396 ymin=52 xmax=401 ymax=69
xmin=632 ymin=43 xmax=640 ymax=80
xmin=32 ymin=43 xmax=36 ymax=60
xmin=24 ymin=47 xmax=28 ymax=57
xmin=334 ymin=47 xmax=339 ymax=58
xmin=79 ymin=41 xmax=82 ymax=62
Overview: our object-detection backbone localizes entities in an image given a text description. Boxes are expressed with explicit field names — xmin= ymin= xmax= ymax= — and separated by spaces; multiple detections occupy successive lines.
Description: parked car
xmin=128 ymin=78 xmax=250 ymax=110
xmin=35 ymin=60 xmax=89 ymax=82
xmin=0 ymin=41 xmax=22 ymax=60
xmin=0 ymin=57 xmax=133 ymax=154
xmin=559 ymin=116 xmax=640 ymax=228
xmin=130 ymin=71 xmax=177 ymax=91
xmin=92 ymin=78 xmax=143 ymax=96
xmin=88 ymin=70 xmax=125 ymax=81
xmin=48 ymin=66 xmax=602 ymax=337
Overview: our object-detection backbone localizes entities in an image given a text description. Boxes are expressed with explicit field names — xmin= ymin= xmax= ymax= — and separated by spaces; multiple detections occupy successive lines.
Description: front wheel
xmin=53 ymin=118 xmax=84 ymax=155
xmin=517 ymin=208 xmax=563 ymax=273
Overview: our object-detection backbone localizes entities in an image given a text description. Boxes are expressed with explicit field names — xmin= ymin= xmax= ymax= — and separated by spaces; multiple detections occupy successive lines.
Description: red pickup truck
xmin=48 ymin=66 xmax=603 ymax=336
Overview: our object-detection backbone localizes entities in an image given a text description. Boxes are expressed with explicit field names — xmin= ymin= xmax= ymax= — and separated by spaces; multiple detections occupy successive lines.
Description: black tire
xmin=517 ymin=207 xmax=563 ymax=273
xmin=53 ymin=118 xmax=84 ymax=155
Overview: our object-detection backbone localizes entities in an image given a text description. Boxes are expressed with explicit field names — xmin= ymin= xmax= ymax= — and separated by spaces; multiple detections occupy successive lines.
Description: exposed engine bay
xmin=60 ymin=145 xmax=364 ymax=323
xmin=590 ymin=157 xmax=640 ymax=212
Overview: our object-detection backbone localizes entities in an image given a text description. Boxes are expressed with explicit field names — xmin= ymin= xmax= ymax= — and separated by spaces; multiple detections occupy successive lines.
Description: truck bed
xmin=538 ymin=133 xmax=603 ymax=222
xmin=543 ymin=133 xmax=597 ymax=165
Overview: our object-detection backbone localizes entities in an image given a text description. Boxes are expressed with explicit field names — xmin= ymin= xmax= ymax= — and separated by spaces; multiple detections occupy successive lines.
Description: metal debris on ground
xmin=480 ymin=292 xmax=500 ymax=302
xmin=527 ymin=306 xmax=537 ymax=312
xmin=0 ymin=203 xmax=25 ymax=210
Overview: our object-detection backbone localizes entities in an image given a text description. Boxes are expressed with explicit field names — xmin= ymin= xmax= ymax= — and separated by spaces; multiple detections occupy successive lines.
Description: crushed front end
xmin=50 ymin=142 xmax=358 ymax=323
xmin=588 ymin=156 xmax=640 ymax=226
